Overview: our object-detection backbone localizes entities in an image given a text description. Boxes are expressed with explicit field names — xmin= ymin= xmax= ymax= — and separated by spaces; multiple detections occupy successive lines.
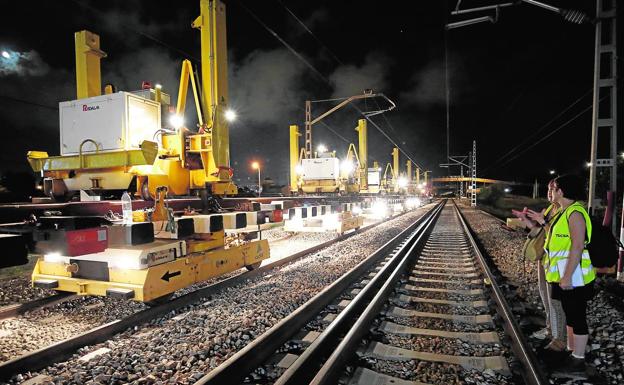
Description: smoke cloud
xmin=229 ymin=48 xmax=306 ymax=126
xmin=329 ymin=53 xmax=391 ymax=98
xmin=399 ymin=61 xmax=445 ymax=107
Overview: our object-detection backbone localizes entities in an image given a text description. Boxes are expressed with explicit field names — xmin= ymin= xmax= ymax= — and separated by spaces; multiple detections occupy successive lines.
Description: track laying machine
xmin=24 ymin=0 xmax=273 ymax=303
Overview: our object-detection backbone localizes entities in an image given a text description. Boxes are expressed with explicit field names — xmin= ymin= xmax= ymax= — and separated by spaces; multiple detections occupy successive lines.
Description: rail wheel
xmin=245 ymin=262 xmax=262 ymax=271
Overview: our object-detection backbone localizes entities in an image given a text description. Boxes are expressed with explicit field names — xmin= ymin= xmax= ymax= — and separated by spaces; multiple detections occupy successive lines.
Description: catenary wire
xmin=274 ymin=0 xmax=344 ymax=66
xmin=236 ymin=0 xmax=421 ymax=168
xmin=0 ymin=94 xmax=58 ymax=110
xmin=484 ymin=99 xmax=597 ymax=173
xmin=69 ymin=0 xmax=201 ymax=63
xmin=235 ymin=1 xmax=332 ymax=85
xmin=483 ymin=89 xmax=592 ymax=170
xmin=482 ymin=89 xmax=593 ymax=173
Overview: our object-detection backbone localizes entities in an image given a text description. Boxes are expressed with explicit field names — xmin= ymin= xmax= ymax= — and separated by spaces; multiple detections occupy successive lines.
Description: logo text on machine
xmin=82 ymin=105 xmax=100 ymax=111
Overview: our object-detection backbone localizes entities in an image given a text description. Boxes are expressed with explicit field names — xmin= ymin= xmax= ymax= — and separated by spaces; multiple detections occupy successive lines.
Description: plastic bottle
xmin=121 ymin=192 xmax=133 ymax=224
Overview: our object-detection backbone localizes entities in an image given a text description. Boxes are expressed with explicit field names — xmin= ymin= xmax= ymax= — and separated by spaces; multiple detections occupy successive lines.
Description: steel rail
xmin=308 ymin=200 xmax=548 ymax=385
xmin=195 ymin=201 xmax=444 ymax=385
xmin=0 ymin=204 xmax=430 ymax=381
xmin=277 ymin=202 xmax=444 ymax=385
xmin=453 ymin=200 xmax=549 ymax=385
xmin=0 ymin=293 xmax=76 ymax=321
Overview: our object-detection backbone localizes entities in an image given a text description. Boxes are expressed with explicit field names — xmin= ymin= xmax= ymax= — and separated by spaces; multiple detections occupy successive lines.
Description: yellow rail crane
xmin=29 ymin=0 xmax=270 ymax=303
xmin=28 ymin=0 xmax=237 ymax=200
xmin=289 ymin=92 xmax=395 ymax=195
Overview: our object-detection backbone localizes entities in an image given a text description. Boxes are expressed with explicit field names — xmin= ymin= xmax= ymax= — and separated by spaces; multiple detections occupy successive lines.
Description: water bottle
xmin=121 ymin=192 xmax=133 ymax=224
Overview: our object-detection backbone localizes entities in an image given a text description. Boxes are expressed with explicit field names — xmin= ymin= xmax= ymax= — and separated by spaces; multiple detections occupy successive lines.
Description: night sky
xmin=0 ymin=0 xmax=621 ymax=190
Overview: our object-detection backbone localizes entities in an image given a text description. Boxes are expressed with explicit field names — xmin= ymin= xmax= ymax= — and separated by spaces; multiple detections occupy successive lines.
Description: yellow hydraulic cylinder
xmin=406 ymin=161 xmax=412 ymax=182
xmin=392 ymin=148 xmax=399 ymax=184
xmin=193 ymin=0 xmax=230 ymax=179
xmin=356 ymin=119 xmax=367 ymax=191
xmin=75 ymin=31 xmax=107 ymax=99
xmin=424 ymin=171 xmax=430 ymax=186
xmin=290 ymin=125 xmax=300 ymax=192
xmin=416 ymin=168 xmax=421 ymax=186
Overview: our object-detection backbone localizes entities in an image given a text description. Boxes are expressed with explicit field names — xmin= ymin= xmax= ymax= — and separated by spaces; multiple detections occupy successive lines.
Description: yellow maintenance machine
xmin=289 ymin=91 xmax=395 ymax=195
xmin=29 ymin=0 xmax=270 ymax=303
xmin=28 ymin=0 xmax=237 ymax=200
xmin=289 ymin=119 xmax=367 ymax=195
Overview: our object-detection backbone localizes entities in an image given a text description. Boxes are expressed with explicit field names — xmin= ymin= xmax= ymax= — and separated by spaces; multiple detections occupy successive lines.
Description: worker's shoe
xmin=536 ymin=339 xmax=568 ymax=364
xmin=555 ymin=354 xmax=587 ymax=373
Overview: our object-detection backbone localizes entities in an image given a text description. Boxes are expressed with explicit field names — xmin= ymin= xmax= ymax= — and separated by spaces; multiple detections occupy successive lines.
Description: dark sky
xmin=0 ymin=0 xmax=620 ymax=188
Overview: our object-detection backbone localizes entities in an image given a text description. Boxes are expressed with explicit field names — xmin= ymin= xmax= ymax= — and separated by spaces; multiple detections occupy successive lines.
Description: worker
xmin=514 ymin=179 xmax=566 ymax=352
xmin=543 ymin=174 xmax=595 ymax=372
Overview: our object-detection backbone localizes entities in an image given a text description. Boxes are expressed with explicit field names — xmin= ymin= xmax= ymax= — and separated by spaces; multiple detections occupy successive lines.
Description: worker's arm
xmin=560 ymin=211 xmax=586 ymax=289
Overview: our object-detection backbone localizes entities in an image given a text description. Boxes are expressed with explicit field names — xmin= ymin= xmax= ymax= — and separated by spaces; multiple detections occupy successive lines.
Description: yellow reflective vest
xmin=544 ymin=202 xmax=595 ymax=286
xmin=541 ymin=204 xmax=559 ymax=265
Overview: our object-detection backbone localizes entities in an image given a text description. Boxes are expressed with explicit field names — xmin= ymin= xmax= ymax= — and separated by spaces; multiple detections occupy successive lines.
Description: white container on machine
xmin=59 ymin=91 xmax=161 ymax=155
xmin=301 ymin=158 xmax=339 ymax=181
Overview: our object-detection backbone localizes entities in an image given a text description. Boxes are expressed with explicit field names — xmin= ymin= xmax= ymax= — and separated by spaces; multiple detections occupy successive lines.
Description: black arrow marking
xmin=161 ymin=270 xmax=181 ymax=282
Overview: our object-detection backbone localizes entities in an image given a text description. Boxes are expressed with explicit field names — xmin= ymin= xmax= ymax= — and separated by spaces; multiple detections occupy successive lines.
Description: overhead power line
xmin=237 ymin=0 xmax=422 ymax=169
xmin=0 ymin=94 xmax=57 ymax=110
xmin=484 ymin=99 xmax=597 ymax=173
xmin=484 ymin=89 xmax=592 ymax=170
xmin=69 ymin=0 xmax=200 ymax=63
xmin=235 ymin=0 xmax=331 ymax=85
xmin=274 ymin=0 xmax=344 ymax=66
xmin=482 ymin=89 xmax=592 ymax=173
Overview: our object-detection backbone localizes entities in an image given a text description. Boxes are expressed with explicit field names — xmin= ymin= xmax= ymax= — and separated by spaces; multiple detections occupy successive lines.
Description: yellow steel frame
xmin=75 ymin=30 xmax=106 ymax=99
xmin=175 ymin=59 xmax=204 ymax=126
xmin=192 ymin=0 xmax=232 ymax=185
xmin=32 ymin=239 xmax=269 ymax=302
xmin=290 ymin=125 xmax=300 ymax=192
xmin=27 ymin=141 xmax=158 ymax=172
xmin=356 ymin=119 xmax=367 ymax=191
xmin=392 ymin=147 xmax=399 ymax=192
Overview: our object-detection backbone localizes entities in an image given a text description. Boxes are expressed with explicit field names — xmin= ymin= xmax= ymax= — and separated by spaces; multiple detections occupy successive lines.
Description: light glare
xmin=341 ymin=160 xmax=354 ymax=174
xmin=225 ymin=109 xmax=237 ymax=122
xmin=169 ymin=115 xmax=184 ymax=129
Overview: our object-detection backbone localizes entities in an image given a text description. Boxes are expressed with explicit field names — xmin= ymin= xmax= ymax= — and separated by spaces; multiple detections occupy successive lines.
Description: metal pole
xmin=619 ymin=194 xmax=624 ymax=280
xmin=445 ymin=28 xmax=451 ymax=176
xmin=258 ymin=168 xmax=261 ymax=197
xmin=588 ymin=0 xmax=617 ymax=225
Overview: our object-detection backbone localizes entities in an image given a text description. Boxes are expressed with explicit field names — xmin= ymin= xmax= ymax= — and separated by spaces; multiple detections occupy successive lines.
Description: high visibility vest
xmin=544 ymin=202 xmax=595 ymax=285
xmin=540 ymin=204 xmax=559 ymax=265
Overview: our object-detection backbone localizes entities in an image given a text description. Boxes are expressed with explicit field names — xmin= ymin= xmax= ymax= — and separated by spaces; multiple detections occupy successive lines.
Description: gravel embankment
xmin=7 ymin=206 xmax=430 ymax=384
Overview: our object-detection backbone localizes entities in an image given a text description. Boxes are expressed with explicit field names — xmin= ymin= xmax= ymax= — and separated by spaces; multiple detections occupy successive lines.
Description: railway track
xmin=199 ymin=200 xmax=548 ymax=385
xmin=0 ymin=293 xmax=77 ymax=321
xmin=0 ymin=205 xmax=433 ymax=382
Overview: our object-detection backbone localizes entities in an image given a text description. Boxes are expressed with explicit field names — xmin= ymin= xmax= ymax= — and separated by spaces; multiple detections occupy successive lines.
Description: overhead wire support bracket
xmin=304 ymin=92 xmax=396 ymax=158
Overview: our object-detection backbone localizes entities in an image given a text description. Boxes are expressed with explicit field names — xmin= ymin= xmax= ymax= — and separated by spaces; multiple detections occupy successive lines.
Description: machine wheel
xmin=245 ymin=262 xmax=262 ymax=271
xmin=144 ymin=293 xmax=174 ymax=307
